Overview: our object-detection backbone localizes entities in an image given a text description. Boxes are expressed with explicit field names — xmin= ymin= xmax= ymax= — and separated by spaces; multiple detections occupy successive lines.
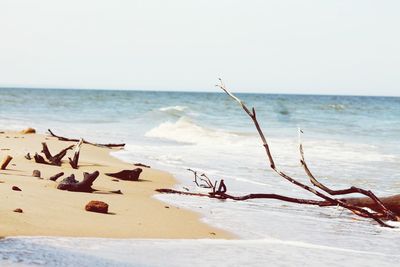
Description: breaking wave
xmin=156 ymin=106 xmax=189 ymax=118
xmin=145 ymin=117 xmax=242 ymax=145
xmin=159 ymin=106 xmax=188 ymax=112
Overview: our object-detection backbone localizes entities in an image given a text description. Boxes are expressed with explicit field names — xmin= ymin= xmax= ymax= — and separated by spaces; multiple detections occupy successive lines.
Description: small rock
xmin=20 ymin=128 xmax=36 ymax=134
xmin=13 ymin=208 xmax=23 ymax=213
xmin=164 ymin=206 xmax=170 ymax=209
xmin=25 ymin=153 xmax=32 ymax=160
xmin=32 ymin=170 xmax=41 ymax=178
xmin=111 ymin=179 xmax=119 ymax=182
xmin=12 ymin=186 xmax=22 ymax=191
xmin=85 ymin=200 xmax=109 ymax=214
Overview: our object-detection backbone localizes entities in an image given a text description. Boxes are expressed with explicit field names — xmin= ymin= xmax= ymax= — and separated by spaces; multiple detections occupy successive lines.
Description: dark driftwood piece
xmin=105 ymin=168 xmax=142 ymax=181
xmin=298 ymin=132 xmax=397 ymax=220
xmin=34 ymin=153 xmax=48 ymax=165
xmin=39 ymin=142 xmax=74 ymax=166
xmin=157 ymin=79 xmax=399 ymax=228
xmin=48 ymin=129 xmax=125 ymax=148
xmin=57 ymin=171 xmax=99 ymax=192
xmin=68 ymin=139 xmax=83 ymax=169
xmin=337 ymin=195 xmax=400 ymax=216
xmin=49 ymin=172 xmax=64 ymax=181
xmin=56 ymin=171 xmax=123 ymax=194
xmin=1 ymin=155 xmax=13 ymax=170
xmin=134 ymin=163 xmax=151 ymax=168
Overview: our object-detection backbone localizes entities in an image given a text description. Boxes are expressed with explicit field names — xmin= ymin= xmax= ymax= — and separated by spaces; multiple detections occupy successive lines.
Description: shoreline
xmin=0 ymin=130 xmax=233 ymax=239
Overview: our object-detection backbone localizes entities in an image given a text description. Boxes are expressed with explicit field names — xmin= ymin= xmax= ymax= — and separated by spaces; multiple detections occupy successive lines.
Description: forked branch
xmin=298 ymin=129 xmax=397 ymax=220
xmin=216 ymin=79 xmax=396 ymax=227
xmin=157 ymin=79 xmax=399 ymax=228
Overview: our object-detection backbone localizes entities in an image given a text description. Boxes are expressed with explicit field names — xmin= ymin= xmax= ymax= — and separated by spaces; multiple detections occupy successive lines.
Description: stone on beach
xmin=85 ymin=200 xmax=109 ymax=214
xmin=13 ymin=208 xmax=23 ymax=213
xmin=20 ymin=127 xmax=36 ymax=134
xmin=12 ymin=186 xmax=22 ymax=191
xmin=32 ymin=170 xmax=41 ymax=178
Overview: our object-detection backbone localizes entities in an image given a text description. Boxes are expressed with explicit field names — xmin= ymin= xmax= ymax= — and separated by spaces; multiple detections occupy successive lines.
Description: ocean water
xmin=0 ymin=88 xmax=399 ymax=266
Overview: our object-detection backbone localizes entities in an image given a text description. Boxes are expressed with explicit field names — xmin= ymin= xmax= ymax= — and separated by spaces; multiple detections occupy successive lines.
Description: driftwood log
xmin=48 ymin=129 xmax=125 ymax=148
xmin=105 ymin=168 xmax=142 ymax=181
xmin=156 ymin=79 xmax=400 ymax=228
xmin=34 ymin=142 xmax=74 ymax=166
xmin=56 ymin=171 xmax=122 ymax=194
xmin=0 ymin=155 xmax=13 ymax=170
xmin=49 ymin=172 xmax=64 ymax=181
xmin=57 ymin=171 xmax=99 ymax=192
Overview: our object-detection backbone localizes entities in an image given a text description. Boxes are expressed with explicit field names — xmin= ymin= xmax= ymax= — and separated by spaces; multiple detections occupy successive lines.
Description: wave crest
xmin=145 ymin=117 xmax=239 ymax=144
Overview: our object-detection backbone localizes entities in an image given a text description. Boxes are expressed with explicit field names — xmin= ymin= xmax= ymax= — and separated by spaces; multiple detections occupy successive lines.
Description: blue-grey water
xmin=1 ymin=88 xmax=399 ymax=266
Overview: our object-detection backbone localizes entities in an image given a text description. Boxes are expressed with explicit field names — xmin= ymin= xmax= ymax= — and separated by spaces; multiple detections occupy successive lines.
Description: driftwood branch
xmin=157 ymin=79 xmax=399 ymax=228
xmin=35 ymin=143 xmax=74 ymax=166
xmin=0 ymin=155 xmax=13 ymax=170
xmin=48 ymin=129 xmax=125 ymax=148
xmin=57 ymin=171 xmax=99 ymax=192
xmin=56 ymin=171 xmax=122 ymax=194
xmin=216 ymin=79 xmax=396 ymax=227
xmin=68 ymin=139 xmax=83 ymax=169
xmin=41 ymin=142 xmax=74 ymax=166
xmin=156 ymin=188 xmax=324 ymax=205
xmin=49 ymin=172 xmax=64 ymax=181
xmin=298 ymin=129 xmax=397 ymax=220
xmin=105 ymin=168 xmax=142 ymax=181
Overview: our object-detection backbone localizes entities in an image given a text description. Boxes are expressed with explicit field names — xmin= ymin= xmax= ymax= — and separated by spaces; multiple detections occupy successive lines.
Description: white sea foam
xmin=145 ymin=117 xmax=240 ymax=145
xmin=1 ymin=237 xmax=398 ymax=267
xmin=159 ymin=105 xmax=188 ymax=112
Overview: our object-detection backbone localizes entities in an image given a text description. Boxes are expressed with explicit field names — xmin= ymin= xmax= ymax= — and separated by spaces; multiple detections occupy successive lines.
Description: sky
xmin=0 ymin=0 xmax=399 ymax=96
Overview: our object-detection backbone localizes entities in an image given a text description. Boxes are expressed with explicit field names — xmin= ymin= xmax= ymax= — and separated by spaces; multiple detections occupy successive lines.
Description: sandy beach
xmin=0 ymin=130 xmax=231 ymax=239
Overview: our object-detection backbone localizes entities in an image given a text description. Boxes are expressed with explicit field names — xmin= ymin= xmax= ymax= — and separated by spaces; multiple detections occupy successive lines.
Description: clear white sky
xmin=0 ymin=0 xmax=399 ymax=96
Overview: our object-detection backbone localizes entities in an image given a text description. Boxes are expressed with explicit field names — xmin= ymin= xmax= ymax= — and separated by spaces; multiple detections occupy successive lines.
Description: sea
xmin=0 ymin=88 xmax=399 ymax=266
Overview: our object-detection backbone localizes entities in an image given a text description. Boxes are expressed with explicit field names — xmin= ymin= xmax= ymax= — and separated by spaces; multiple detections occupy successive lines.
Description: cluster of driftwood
xmin=6 ymin=129 xmax=142 ymax=194
xmin=157 ymin=79 xmax=400 ymax=228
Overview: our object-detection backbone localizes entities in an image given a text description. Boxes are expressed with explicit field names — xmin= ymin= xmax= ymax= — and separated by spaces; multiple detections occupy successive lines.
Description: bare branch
xmin=298 ymin=129 xmax=397 ymax=220
xmin=217 ymin=79 xmax=395 ymax=228
xmin=48 ymin=129 xmax=125 ymax=148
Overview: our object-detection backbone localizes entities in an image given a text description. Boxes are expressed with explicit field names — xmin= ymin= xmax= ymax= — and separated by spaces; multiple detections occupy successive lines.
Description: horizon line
xmin=0 ymin=86 xmax=399 ymax=98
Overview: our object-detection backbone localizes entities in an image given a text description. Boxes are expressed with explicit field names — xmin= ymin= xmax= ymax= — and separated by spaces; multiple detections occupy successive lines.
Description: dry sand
xmin=0 ymin=130 xmax=232 ymax=239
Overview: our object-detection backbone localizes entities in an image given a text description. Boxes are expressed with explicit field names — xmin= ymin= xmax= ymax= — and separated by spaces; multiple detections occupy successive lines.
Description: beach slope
xmin=0 ymin=131 xmax=231 ymax=239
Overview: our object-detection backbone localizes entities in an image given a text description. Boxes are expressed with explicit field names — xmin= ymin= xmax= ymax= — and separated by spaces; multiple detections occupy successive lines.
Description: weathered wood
xmin=48 ymin=129 xmax=125 ymax=148
xmin=57 ymin=171 xmax=99 ymax=192
xmin=105 ymin=168 xmax=142 ymax=181
xmin=68 ymin=139 xmax=83 ymax=169
xmin=157 ymin=79 xmax=398 ymax=228
xmin=336 ymin=195 xmax=400 ymax=216
xmin=34 ymin=153 xmax=50 ymax=165
xmin=41 ymin=142 xmax=74 ymax=166
xmin=1 ymin=155 xmax=13 ymax=170
xmin=49 ymin=172 xmax=64 ymax=181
